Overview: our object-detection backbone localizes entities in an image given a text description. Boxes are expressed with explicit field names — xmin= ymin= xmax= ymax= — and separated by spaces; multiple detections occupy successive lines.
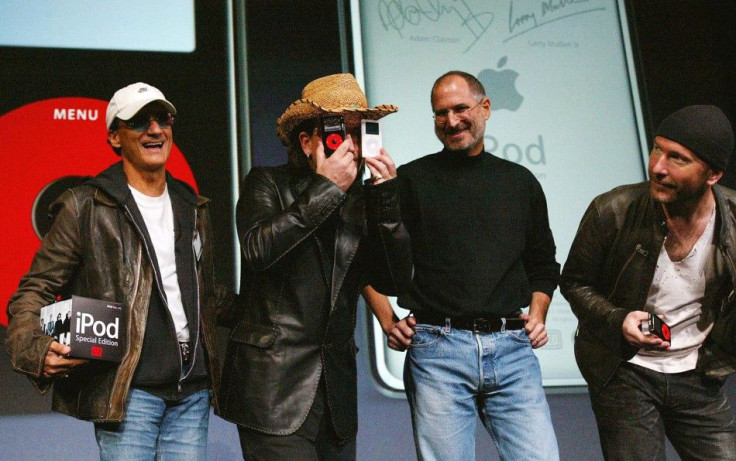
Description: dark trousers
xmin=590 ymin=362 xmax=736 ymax=461
xmin=237 ymin=418 xmax=355 ymax=461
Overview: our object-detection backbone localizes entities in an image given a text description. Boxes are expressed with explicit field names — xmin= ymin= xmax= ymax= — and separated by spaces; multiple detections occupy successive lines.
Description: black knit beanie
xmin=655 ymin=105 xmax=734 ymax=171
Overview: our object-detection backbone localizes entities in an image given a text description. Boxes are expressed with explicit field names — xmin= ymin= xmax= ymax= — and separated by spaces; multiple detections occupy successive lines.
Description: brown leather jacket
xmin=561 ymin=182 xmax=736 ymax=392
xmin=218 ymin=165 xmax=412 ymax=439
xmin=5 ymin=162 xmax=229 ymax=422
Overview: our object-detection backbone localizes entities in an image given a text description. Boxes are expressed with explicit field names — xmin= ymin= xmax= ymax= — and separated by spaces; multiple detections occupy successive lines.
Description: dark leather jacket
xmin=560 ymin=182 xmax=736 ymax=392
xmin=5 ymin=162 xmax=228 ymax=422
xmin=218 ymin=165 xmax=412 ymax=438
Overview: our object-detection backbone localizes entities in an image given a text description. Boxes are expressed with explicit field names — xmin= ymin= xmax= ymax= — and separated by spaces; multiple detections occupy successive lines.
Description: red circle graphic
xmin=325 ymin=133 xmax=343 ymax=150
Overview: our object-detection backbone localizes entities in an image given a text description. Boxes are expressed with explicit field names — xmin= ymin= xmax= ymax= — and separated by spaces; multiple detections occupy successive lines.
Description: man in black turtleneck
xmin=389 ymin=70 xmax=561 ymax=461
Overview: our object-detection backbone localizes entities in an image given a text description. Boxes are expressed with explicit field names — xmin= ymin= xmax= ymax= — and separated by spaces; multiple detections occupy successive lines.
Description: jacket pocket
xmin=229 ymin=322 xmax=279 ymax=348
xmin=574 ymin=328 xmax=621 ymax=394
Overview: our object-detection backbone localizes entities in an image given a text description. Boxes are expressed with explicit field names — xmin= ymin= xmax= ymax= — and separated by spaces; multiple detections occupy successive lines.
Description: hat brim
xmin=277 ymin=99 xmax=398 ymax=145
xmin=116 ymin=98 xmax=177 ymax=122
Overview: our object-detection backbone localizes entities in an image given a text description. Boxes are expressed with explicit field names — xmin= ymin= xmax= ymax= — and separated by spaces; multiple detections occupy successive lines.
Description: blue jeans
xmin=404 ymin=322 xmax=559 ymax=461
xmin=94 ymin=388 xmax=210 ymax=461
xmin=591 ymin=362 xmax=736 ymax=461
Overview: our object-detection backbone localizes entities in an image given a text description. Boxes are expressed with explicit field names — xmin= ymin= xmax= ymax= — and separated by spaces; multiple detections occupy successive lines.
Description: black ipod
xmin=650 ymin=314 xmax=671 ymax=342
xmin=321 ymin=115 xmax=346 ymax=157
xmin=641 ymin=313 xmax=671 ymax=342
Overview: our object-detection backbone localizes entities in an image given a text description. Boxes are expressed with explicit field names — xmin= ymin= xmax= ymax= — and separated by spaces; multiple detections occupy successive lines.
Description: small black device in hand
xmin=641 ymin=313 xmax=671 ymax=342
xmin=322 ymin=115 xmax=346 ymax=157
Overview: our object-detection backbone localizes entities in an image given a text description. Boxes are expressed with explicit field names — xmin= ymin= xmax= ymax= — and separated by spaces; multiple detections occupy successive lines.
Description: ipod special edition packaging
xmin=40 ymin=295 xmax=126 ymax=362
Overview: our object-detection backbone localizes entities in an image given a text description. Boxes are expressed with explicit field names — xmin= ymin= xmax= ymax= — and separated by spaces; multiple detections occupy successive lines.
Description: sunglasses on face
xmin=120 ymin=113 xmax=175 ymax=132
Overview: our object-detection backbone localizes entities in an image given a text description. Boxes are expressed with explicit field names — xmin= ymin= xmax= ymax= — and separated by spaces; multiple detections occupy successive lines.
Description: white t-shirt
xmin=129 ymin=185 xmax=190 ymax=342
xmin=629 ymin=209 xmax=717 ymax=373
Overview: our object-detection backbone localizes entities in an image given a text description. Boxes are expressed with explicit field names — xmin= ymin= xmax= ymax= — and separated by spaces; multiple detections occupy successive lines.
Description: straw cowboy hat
xmin=276 ymin=73 xmax=398 ymax=145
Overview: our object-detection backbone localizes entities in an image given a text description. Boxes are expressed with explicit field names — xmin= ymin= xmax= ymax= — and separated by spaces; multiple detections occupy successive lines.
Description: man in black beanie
xmin=561 ymin=105 xmax=736 ymax=460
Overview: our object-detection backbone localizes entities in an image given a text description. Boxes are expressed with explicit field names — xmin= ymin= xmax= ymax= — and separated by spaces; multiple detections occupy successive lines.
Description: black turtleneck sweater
xmin=397 ymin=149 xmax=559 ymax=318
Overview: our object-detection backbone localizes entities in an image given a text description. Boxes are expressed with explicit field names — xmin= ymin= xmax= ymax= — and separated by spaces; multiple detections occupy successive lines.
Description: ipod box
xmin=40 ymin=295 xmax=127 ymax=362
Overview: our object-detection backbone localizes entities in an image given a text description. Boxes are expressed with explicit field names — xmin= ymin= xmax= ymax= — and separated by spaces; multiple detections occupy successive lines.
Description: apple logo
xmin=478 ymin=56 xmax=523 ymax=111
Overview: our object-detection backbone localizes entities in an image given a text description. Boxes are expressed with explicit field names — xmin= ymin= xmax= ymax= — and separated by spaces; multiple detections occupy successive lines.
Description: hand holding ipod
xmin=622 ymin=310 xmax=671 ymax=349
xmin=641 ymin=313 xmax=671 ymax=342
xmin=361 ymin=119 xmax=397 ymax=185
xmin=322 ymin=115 xmax=346 ymax=157
xmin=310 ymin=115 xmax=357 ymax=191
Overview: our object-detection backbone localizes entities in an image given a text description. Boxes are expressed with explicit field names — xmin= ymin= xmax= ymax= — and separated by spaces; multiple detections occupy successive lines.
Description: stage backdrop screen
xmin=0 ymin=0 xmax=195 ymax=52
xmin=351 ymin=0 xmax=648 ymax=390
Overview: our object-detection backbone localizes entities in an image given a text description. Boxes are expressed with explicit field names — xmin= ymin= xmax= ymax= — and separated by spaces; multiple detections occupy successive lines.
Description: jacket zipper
xmin=607 ymin=244 xmax=649 ymax=302
xmin=719 ymin=243 xmax=736 ymax=314
xmin=178 ymin=208 xmax=202 ymax=393
xmin=123 ymin=204 xmax=185 ymax=391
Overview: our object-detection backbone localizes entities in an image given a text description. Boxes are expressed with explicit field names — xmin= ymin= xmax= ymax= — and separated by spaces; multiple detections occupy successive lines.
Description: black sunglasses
xmin=120 ymin=113 xmax=175 ymax=132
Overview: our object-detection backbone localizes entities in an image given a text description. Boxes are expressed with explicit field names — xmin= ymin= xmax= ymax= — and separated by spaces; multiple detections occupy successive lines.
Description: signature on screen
xmin=377 ymin=0 xmax=605 ymax=52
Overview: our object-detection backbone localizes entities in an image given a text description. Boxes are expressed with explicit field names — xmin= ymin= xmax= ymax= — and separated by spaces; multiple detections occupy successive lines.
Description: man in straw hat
xmin=218 ymin=73 xmax=413 ymax=460
xmin=388 ymin=70 xmax=560 ymax=460
xmin=561 ymin=105 xmax=736 ymax=459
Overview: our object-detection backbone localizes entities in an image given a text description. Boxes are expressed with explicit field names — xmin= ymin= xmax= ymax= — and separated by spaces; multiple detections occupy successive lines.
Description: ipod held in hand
xmin=361 ymin=119 xmax=382 ymax=158
xmin=322 ymin=115 xmax=346 ymax=157
xmin=640 ymin=313 xmax=671 ymax=342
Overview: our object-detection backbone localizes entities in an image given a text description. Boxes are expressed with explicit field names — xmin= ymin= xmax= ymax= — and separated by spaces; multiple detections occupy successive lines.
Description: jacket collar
xmin=713 ymin=184 xmax=735 ymax=252
xmin=87 ymin=161 xmax=201 ymax=207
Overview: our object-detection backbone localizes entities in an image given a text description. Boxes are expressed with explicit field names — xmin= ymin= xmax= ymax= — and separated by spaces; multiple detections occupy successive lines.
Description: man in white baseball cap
xmin=6 ymin=82 xmax=228 ymax=460
xmin=105 ymin=81 xmax=176 ymax=130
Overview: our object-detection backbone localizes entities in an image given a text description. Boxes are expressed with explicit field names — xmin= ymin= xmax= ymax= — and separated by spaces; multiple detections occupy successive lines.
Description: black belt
xmin=415 ymin=314 xmax=525 ymax=333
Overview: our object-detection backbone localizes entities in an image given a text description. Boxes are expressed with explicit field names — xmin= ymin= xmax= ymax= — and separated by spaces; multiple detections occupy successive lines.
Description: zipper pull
xmin=193 ymin=230 xmax=202 ymax=261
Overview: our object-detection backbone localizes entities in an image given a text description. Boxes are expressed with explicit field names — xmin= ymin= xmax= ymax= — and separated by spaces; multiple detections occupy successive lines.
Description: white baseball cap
xmin=105 ymin=82 xmax=177 ymax=130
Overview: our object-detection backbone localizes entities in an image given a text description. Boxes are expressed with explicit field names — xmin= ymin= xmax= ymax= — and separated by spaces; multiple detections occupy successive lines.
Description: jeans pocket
xmin=506 ymin=328 xmax=531 ymax=344
xmin=410 ymin=325 xmax=444 ymax=349
xmin=702 ymin=372 xmax=728 ymax=388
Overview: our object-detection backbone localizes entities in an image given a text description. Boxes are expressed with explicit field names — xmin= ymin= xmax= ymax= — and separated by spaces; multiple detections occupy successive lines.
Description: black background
xmin=627 ymin=0 xmax=736 ymax=187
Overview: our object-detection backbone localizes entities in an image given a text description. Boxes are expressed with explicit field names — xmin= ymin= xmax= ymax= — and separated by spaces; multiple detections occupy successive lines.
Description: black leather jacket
xmin=5 ymin=162 xmax=229 ymax=422
xmin=218 ymin=165 xmax=412 ymax=438
xmin=561 ymin=182 xmax=736 ymax=392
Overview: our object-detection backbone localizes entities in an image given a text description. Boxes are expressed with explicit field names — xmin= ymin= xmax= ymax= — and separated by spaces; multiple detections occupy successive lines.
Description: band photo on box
xmin=40 ymin=296 xmax=126 ymax=362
